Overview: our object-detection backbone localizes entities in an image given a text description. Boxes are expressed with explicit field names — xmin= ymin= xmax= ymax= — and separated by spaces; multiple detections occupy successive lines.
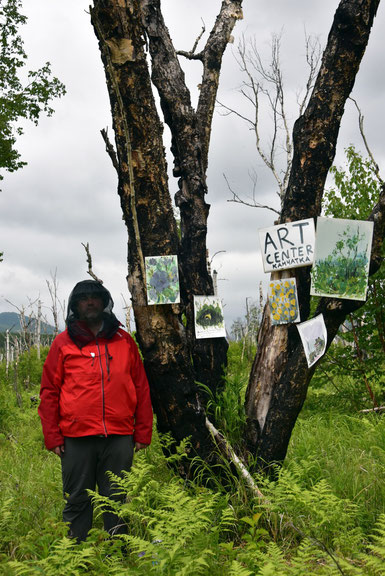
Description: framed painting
xmin=310 ymin=217 xmax=373 ymax=301
xmin=268 ymin=278 xmax=300 ymax=325
xmin=194 ymin=296 xmax=226 ymax=339
xmin=145 ymin=255 xmax=180 ymax=305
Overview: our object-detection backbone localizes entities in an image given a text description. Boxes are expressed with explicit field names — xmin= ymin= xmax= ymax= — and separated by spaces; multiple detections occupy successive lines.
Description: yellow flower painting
xmin=268 ymin=278 xmax=300 ymax=325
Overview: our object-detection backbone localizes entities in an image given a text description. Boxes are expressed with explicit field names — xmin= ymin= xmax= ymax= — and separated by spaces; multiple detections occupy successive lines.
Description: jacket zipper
xmin=96 ymin=340 xmax=108 ymax=436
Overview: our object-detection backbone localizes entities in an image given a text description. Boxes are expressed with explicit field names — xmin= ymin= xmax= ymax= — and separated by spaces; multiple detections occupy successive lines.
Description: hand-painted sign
xmin=259 ymin=218 xmax=315 ymax=272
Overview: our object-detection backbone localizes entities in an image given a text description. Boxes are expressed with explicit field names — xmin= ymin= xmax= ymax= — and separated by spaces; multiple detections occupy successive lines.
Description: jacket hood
xmin=67 ymin=280 xmax=113 ymax=321
xmin=66 ymin=280 xmax=121 ymax=347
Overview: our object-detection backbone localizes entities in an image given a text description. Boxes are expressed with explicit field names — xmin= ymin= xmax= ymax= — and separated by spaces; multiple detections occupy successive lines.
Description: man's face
xmin=76 ymin=294 xmax=104 ymax=324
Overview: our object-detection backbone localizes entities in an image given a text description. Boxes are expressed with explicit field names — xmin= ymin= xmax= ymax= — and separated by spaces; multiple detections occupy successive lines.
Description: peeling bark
xmin=140 ymin=0 xmax=243 ymax=393
xmin=90 ymin=0 xmax=243 ymax=469
xmin=90 ymin=0 xmax=382 ymax=477
xmin=245 ymin=0 xmax=383 ymax=469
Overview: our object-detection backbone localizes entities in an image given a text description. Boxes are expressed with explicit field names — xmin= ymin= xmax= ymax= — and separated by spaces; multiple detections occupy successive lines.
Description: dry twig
xmin=81 ymin=242 xmax=104 ymax=284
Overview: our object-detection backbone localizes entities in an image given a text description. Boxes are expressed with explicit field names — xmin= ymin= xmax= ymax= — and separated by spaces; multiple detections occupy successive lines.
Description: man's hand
xmin=135 ymin=442 xmax=149 ymax=452
xmin=51 ymin=445 xmax=65 ymax=457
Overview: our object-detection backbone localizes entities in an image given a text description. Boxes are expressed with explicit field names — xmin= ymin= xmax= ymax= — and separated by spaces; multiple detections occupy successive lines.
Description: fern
xmin=361 ymin=513 xmax=385 ymax=575
xmin=228 ymin=559 xmax=254 ymax=576
xmin=255 ymin=542 xmax=287 ymax=575
xmin=89 ymin=446 xmax=238 ymax=574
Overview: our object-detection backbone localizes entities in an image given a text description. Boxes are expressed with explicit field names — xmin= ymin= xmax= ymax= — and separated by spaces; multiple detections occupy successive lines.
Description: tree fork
xmin=90 ymin=0 xmax=216 ymax=468
xmin=245 ymin=0 xmax=383 ymax=469
xmin=139 ymin=0 xmax=243 ymax=396
xmin=90 ymin=0 xmax=244 ymax=471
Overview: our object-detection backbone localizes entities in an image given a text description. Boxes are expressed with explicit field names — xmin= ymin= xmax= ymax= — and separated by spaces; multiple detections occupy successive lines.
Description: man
xmin=38 ymin=279 xmax=153 ymax=542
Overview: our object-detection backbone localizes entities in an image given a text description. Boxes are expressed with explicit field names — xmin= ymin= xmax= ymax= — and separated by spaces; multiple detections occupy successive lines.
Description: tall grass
xmin=1 ymin=343 xmax=385 ymax=574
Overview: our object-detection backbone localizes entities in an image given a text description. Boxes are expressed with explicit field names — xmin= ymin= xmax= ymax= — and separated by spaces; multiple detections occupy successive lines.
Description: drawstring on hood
xmin=66 ymin=280 xmax=121 ymax=348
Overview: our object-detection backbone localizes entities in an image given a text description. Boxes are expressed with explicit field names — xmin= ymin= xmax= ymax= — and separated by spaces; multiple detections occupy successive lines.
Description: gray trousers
xmin=61 ymin=435 xmax=134 ymax=542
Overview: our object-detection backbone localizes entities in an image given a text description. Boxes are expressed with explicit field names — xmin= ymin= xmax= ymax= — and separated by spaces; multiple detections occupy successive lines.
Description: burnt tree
xmin=90 ymin=0 xmax=242 ymax=465
xmin=90 ymin=0 xmax=384 ymax=473
xmin=245 ymin=0 xmax=384 ymax=468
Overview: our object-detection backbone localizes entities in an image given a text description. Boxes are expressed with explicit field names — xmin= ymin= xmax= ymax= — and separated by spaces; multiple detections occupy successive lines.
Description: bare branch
xmin=224 ymin=173 xmax=281 ymax=215
xmin=221 ymin=30 xmax=322 ymax=213
xmin=100 ymin=127 xmax=119 ymax=174
xmin=210 ymin=250 xmax=226 ymax=266
xmin=121 ymin=293 xmax=133 ymax=332
xmin=176 ymin=20 xmax=205 ymax=60
xmin=205 ymin=417 xmax=266 ymax=500
xmin=297 ymin=30 xmax=322 ymax=116
xmin=176 ymin=50 xmax=203 ymax=61
xmin=349 ymin=96 xmax=384 ymax=185
xmin=81 ymin=242 xmax=104 ymax=284
xmin=46 ymin=269 xmax=65 ymax=336
xmin=359 ymin=405 xmax=385 ymax=414
xmin=224 ymin=33 xmax=291 ymax=206
xmin=217 ymin=98 xmax=255 ymax=128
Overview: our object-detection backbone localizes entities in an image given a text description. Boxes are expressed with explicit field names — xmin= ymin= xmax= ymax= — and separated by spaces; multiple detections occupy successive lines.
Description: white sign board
xmin=259 ymin=218 xmax=315 ymax=272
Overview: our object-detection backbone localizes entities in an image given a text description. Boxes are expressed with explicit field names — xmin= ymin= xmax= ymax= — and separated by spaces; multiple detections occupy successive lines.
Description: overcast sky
xmin=1 ymin=0 xmax=384 ymax=331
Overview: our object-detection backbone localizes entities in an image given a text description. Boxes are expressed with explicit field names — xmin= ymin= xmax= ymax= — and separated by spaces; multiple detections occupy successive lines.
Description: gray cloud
xmin=1 ymin=0 xmax=384 ymax=332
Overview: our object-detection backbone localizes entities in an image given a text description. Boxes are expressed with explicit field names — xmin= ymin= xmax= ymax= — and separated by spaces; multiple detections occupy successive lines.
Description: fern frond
xmin=228 ymin=559 xmax=254 ymax=576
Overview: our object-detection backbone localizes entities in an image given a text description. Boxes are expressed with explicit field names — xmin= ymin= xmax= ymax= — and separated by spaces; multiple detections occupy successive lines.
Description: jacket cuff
xmin=45 ymin=433 xmax=65 ymax=451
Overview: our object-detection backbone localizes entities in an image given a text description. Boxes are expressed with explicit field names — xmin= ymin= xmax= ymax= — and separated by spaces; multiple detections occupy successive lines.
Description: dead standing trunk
xmin=90 ymin=0 xmax=242 ymax=466
xmin=245 ymin=0 xmax=384 ymax=468
xmin=140 ymin=0 xmax=243 ymax=394
xmin=90 ymin=0 xmax=384 ymax=476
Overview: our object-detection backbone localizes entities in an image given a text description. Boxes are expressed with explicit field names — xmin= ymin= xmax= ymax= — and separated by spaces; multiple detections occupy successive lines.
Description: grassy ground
xmin=1 ymin=344 xmax=385 ymax=574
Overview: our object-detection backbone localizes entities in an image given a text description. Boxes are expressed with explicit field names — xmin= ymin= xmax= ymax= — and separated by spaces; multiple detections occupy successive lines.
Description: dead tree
xmin=89 ymin=0 xmax=383 ymax=473
xmin=90 ymin=0 xmax=242 ymax=466
xmin=46 ymin=269 xmax=65 ymax=337
xmin=220 ymin=31 xmax=321 ymax=213
xmin=245 ymin=0 xmax=384 ymax=468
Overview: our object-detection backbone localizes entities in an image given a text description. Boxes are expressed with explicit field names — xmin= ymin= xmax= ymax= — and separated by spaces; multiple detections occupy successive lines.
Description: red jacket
xmin=39 ymin=328 xmax=153 ymax=450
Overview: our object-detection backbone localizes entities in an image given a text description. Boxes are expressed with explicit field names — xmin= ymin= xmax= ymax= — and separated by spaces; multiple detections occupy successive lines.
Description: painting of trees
xmin=89 ymin=0 xmax=384 ymax=473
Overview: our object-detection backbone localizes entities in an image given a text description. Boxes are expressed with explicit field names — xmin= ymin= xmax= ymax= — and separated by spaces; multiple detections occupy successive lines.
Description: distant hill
xmin=0 ymin=312 xmax=56 ymax=335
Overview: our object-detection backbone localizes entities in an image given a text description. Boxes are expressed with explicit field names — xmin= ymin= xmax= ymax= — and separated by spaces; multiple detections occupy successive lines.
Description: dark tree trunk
xmin=90 ymin=0 xmax=243 ymax=468
xmin=90 ymin=0 xmax=385 ymax=478
xmin=245 ymin=0 xmax=384 ymax=469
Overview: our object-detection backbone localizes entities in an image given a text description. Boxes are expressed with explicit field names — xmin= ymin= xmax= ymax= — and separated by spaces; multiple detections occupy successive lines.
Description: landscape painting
xmin=145 ymin=255 xmax=180 ymax=305
xmin=297 ymin=314 xmax=327 ymax=368
xmin=268 ymin=278 xmax=300 ymax=325
xmin=194 ymin=296 xmax=226 ymax=339
xmin=310 ymin=217 xmax=373 ymax=301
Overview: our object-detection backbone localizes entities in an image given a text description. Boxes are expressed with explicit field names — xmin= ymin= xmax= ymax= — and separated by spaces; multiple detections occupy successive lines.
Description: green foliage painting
xmin=145 ymin=255 xmax=180 ymax=305
xmin=194 ymin=296 xmax=226 ymax=339
xmin=310 ymin=217 xmax=373 ymax=301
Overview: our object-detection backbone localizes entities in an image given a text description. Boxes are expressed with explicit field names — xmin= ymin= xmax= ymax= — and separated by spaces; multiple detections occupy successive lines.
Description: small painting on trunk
xmin=268 ymin=278 xmax=300 ymax=324
xmin=310 ymin=217 xmax=373 ymax=301
xmin=194 ymin=296 xmax=226 ymax=339
xmin=145 ymin=255 xmax=180 ymax=305
xmin=297 ymin=313 xmax=327 ymax=368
